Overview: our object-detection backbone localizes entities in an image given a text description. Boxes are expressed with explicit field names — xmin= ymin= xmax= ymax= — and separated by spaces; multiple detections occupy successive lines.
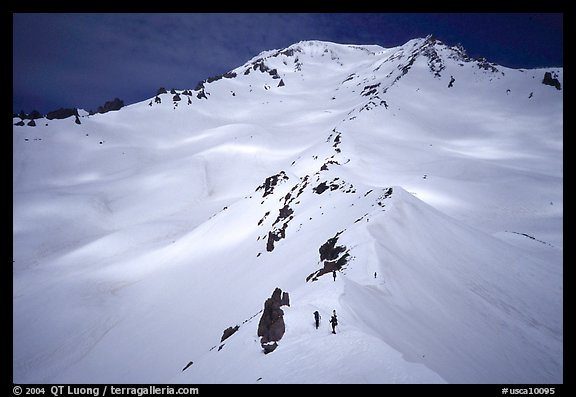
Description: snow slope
xmin=13 ymin=37 xmax=563 ymax=383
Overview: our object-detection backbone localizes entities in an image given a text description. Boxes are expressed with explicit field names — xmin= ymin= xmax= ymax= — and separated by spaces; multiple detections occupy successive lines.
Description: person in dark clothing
xmin=329 ymin=310 xmax=338 ymax=334
xmin=313 ymin=311 xmax=321 ymax=329
xmin=332 ymin=270 xmax=337 ymax=281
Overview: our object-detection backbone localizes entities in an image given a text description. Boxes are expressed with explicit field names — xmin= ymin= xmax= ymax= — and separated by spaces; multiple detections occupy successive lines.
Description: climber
xmin=332 ymin=270 xmax=337 ymax=281
xmin=313 ymin=311 xmax=321 ymax=329
xmin=329 ymin=310 xmax=338 ymax=334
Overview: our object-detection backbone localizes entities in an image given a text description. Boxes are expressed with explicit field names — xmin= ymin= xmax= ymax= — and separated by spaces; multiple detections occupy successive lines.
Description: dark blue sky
xmin=13 ymin=13 xmax=563 ymax=115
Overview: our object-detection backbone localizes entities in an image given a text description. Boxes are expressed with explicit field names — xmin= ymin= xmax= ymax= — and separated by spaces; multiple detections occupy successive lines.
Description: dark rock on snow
xmin=256 ymin=171 xmax=289 ymax=198
xmin=182 ymin=361 xmax=193 ymax=371
xmin=266 ymin=224 xmax=288 ymax=252
xmin=542 ymin=72 xmax=561 ymax=90
xmin=15 ymin=110 xmax=42 ymax=120
xmin=262 ymin=342 xmax=278 ymax=354
xmin=319 ymin=231 xmax=346 ymax=261
xmin=29 ymin=110 xmax=42 ymax=119
xmin=97 ymin=98 xmax=124 ymax=114
xmin=273 ymin=205 xmax=294 ymax=226
xmin=87 ymin=98 xmax=124 ymax=115
xmin=220 ymin=325 xmax=240 ymax=342
xmin=194 ymin=81 xmax=205 ymax=92
xmin=46 ymin=108 xmax=79 ymax=120
xmin=257 ymin=288 xmax=289 ymax=353
xmin=306 ymin=232 xmax=350 ymax=282
xmin=280 ymin=291 xmax=290 ymax=307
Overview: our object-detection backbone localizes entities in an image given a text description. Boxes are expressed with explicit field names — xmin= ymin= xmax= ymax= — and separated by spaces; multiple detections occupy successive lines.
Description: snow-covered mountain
xmin=13 ymin=36 xmax=563 ymax=384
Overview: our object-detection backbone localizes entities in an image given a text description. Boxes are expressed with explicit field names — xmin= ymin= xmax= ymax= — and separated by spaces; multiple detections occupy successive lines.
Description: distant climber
xmin=374 ymin=272 xmax=377 ymax=279
xmin=313 ymin=311 xmax=321 ymax=329
xmin=332 ymin=270 xmax=337 ymax=281
xmin=329 ymin=310 xmax=338 ymax=334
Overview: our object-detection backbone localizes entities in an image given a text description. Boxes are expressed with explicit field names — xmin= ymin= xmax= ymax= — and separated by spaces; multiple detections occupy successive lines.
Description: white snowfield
xmin=13 ymin=37 xmax=562 ymax=384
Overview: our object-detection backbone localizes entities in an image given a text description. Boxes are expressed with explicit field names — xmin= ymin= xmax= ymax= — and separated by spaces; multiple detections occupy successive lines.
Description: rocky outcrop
xmin=243 ymin=59 xmax=281 ymax=79
xmin=196 ymin=89 xmax=208 ymax=100
xmin=12 ymin=110 xmax=42 ymax=127
xmin=193 ymin=72 xmax=237 ymax=100
xmin=46 ymin=108 xmax=79 ymax=120
xmin=475 ymin=57 xmax=500 ymax=73
xmin=256 ymin=171 xmax=289 ymax=198
xmin=220 ymin=325 xmax=239 ymax=342
xmin=542 ymin=72 xmax=561 ymax=90
xmin=15 ymin=110 xmax=42 ymax=121
xmin=319 ymin=232 xmax=346 ymax=262
xmin=28 ymin=110 xmax=42 ymax=120
xmin=257 ymin=171 xmax=295 ymax=252
xmin=182 ymin=361 xmax=193 ymax=371
xmin=257 ymin=288 xmax=289 ymax=354
xmin=266 ymin=226 xmax=287 ymax=252
xmin=280 ymin=291 xmax=290 ymax=307
xmin=306 ymin=231 xmax=351 ymax=282
xmin=361 ymin=83 xmax=380 ymax=97
xmin=206 ymin=71 xmax=237 ymax=84
xmin=97 ymin=98 xmax=124 ymax=114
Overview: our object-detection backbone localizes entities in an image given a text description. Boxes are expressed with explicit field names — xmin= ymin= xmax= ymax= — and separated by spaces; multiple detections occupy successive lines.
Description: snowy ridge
xmin=13 ymin=38 xmax=562 ymax=383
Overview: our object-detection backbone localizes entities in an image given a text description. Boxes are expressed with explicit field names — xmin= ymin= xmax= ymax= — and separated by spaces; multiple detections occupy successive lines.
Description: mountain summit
xmin=13 ymin=37 xmax=563 ymax=383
